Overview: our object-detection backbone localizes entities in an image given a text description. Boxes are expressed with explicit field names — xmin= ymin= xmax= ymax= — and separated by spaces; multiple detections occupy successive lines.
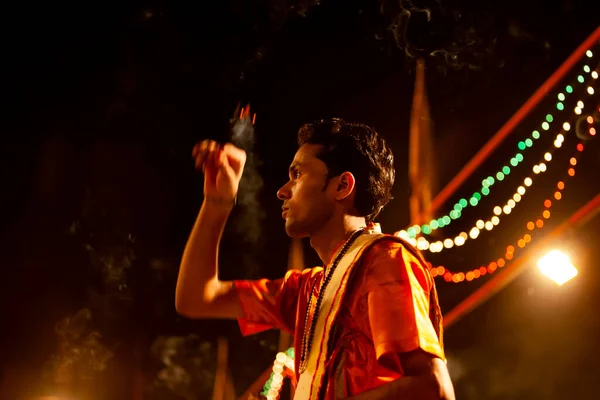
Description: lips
xmin=282 ymin=206 xmax=289 ymax=219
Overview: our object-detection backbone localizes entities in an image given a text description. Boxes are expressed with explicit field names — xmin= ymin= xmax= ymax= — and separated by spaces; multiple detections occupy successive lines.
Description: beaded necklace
xmin=299 ymin=227 xmax=366 ymax=373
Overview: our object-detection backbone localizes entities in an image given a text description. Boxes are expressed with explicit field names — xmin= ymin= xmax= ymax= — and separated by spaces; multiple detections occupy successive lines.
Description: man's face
xmin=277 ymin=144 xmax=336 ymax=238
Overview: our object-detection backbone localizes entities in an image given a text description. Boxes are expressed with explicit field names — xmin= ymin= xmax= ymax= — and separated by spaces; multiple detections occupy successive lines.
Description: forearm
xmin=346 ymin=373 xmax=450 ymax=400
xmin=175 ymin=198 xmax=233 ymax=314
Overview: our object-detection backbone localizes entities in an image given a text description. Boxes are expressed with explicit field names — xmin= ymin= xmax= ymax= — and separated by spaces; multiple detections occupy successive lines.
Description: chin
xmin=284 ymin=221 xmax=311 ymax=238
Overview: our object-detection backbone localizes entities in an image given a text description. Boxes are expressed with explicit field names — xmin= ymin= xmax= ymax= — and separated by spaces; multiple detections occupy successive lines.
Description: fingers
xmin=193 ymin=140 xmax=223 ymax=170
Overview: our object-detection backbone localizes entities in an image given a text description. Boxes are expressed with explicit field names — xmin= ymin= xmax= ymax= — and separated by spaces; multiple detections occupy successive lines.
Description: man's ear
xmin=334 ymin=172 xmax=356 ymax=200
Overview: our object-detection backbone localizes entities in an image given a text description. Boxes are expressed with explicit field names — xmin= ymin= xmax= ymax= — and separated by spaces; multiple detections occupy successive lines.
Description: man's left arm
xmin=346 ymin=349 xmax=455 ymax=400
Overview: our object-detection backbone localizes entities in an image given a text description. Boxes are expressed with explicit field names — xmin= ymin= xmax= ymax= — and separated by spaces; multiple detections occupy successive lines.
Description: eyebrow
xmin=289 ymin=162 xmax=303 ymax=174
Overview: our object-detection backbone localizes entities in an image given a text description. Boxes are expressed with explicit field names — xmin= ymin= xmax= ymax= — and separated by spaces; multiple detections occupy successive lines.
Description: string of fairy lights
xmin=402 ymin=50 xmax=598 ymax=242
xmin=429 ymin=135 xmax=592 ymax=283
xmin=261 ymin=348 xmax=294 ymax=400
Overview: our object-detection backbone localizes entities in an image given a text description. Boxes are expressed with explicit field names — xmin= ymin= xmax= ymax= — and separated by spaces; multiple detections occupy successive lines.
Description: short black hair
xmin=298 ymin=118 xmax=395 ymax=222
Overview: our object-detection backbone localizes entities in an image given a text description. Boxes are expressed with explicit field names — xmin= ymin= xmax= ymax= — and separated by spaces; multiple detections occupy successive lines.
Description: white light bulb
xmin=476 ymin=220 xmax=485 ymax=229
xmin=588 ymin=86 xmax=595 ymax=95
xmin=454 ymin=236 xmax=465 ymax=246
xmin=517 ymin=186 xmax=526 ymax=195
xmin=544 ymin=152 xmax=552 ymax=161
xmin=539 ymin=163 xmax=547 ymax=172
xmin=508 ymin=199 xmax=516 ymax=208
xmin=494 ymin=206 xmax=502 ymax=215
xmin=503 ymin=205 xmax=512 ymax=214
xmin=592 ymin=71 xmax=598 ymax=79
xmin=524 ymin=177 xmax=533 ymax=186
xmin=485 ymin=221 xmax=493 ymax=231
xmin=514 ymin=193 xmax=522 ymax=202
xmin=444 ymin=239 xmax=454 ymax=249
xmin=492 ymin=216 xmax=500 ymax=225
xmin=577 ymin=101 xmax=584 ymax=108
xmin=563 ymin=122 xmax=571 ymax=131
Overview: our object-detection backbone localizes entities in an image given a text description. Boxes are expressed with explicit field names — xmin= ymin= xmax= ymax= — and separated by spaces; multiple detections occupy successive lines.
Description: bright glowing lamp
xmin=537 ymin=250 xmax=578 ymax=285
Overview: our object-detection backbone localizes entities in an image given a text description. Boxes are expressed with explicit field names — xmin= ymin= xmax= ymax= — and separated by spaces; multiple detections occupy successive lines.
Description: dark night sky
xmin=1 ymin=1 xmax=599 ymax=399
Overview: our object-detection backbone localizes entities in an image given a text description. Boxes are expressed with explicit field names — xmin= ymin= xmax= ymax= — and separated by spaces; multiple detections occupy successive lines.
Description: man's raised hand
xmin=192 ymin=140 xmax=246 ymax=206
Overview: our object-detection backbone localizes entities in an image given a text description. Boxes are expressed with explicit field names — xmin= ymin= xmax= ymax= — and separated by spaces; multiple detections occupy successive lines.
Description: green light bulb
xmin=586 ymin=50 xmax=593 ymax=58
xmin=546 ymin=114 xmax=554 ymax=122
xmin=557 ymin=102 xmax=564 ymax=110
xmin=518 ymin=141 xmax=526 ymax=150
xmin=459 ymin=198 xmax=468 ymax=208
xmin=443 ymin=216 xmax=451 ymax=225
xmin=454 ymin=203 xmax=462 ymax=212
xmin=407 ymin=227 xmax=416 ymax=238
xmin=470 ymin=198 xmax=478 ymax=206
xmin=558 ymin=93 xmax=565 ymax=101
xmin=437 ymin=218 xmax=445 ymax=228
xmin=577 ymin=75 xmax=584 ymax=83
xmin=422 ymin=225 xmax=432 ymax=235
xmin=510 ymin=158 xmax=518 ymax=167
xmin=496 ymin=172 xmax=505 ymax=181
xmin=516 ymin=153 xmax=524 ymax=162
xmin=566 ymin=85 xmax=573 ymax=93
xmin=430 ymin=220 xmax=439 ymax=229
xmin=481 ymin=187 xmax=490 ymax=196
xmin=542 ymin=122 xmax=550 ymax=130
xmin=482 ymin=179 xmax=490 ymax=188
xmin=449 ymin=210 xmax=457 ymax=219
xmin=532 ymin=130 xmax=540 ymax=139
xmin=502 ymin=166 xmax=511 ymax=175
xmin=487 ymin=177 xmax=495 ymax=185
xmin=473 ymin=192 xmax=482 ymax=201
xmin=525 ymin=138 xmax=533 ymax=147
xmin=584 ymin=65 xmax=591 ymax=73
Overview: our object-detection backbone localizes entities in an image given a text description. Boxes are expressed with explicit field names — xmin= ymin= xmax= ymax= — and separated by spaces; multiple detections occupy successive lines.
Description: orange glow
xmin=473 ymin=269 xmax=481 ymax=278
xmin=524 ymin=234 xmax=532 ymax=243
xmin=570 ymin=157 xmax=577 ymax=166
xmin=517 ymin=239 xmax=526 ymax=248
xmin=536 ymin=219 xmax=544 ymax=228
xmin=555 ymin=191 xmax=563 ymax=200
xmin=590 ymin=127 xmax=596 ymax=136
xmin=568 ymin=168 xmax=575 ymax=177
xmin=507 ymin=245 xmax=515 ymax=254
xmin=506 ymin=252 xmax=514 ymax=260
xmin=431 ymin=268 xmax=438 ymax=277
xmin=479 ymin=266 xmax=487 ymax=275
xmin=545 ymin=198 xmax=553 ymax=207
xmin=437 ymin=266 xmax=445 ymax=275
xmin=587 ymin=116 xmax=594 ymax=124
xmin=577 ymin=143 xmax=584 ymax=152
xmin=498 ymin=258 xmax=506 ymax=267
xmin=466 ymin=271 xmax=474 ymax=281
xmin=557 ymin=181 xmax=565 ymax=190
xmin=543 ymin=210 xmax=551 ymax=219
xmin=452 ymin=275 xmax=460 ymax=283
xmin=527 ymin=221 xmax=535 ymax=230
xmin=488 ymin=262 xmax=497 ymax=273
xmin=444 ymin=272 xmax=452 ymax=282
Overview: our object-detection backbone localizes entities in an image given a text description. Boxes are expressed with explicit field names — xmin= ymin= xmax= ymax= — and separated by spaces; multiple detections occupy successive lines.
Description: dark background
xmin=1 ymin=0 xmax=599 ymax=399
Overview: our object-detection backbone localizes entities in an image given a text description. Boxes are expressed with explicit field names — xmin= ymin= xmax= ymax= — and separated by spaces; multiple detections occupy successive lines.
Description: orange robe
xmin=235 ymin=237 xmax=445 ymax=398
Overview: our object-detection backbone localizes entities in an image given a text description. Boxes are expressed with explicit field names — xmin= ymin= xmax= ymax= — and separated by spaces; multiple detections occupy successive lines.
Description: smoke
xmin=229 ymin=105 xmax=265 ymax=246
xmin=44 ymin=308 xmax=114 ymax=383
xmin=378 ymin=0 xmax=502 ymax=73
xmin=148 ymin=335 xmax=216 ymax=400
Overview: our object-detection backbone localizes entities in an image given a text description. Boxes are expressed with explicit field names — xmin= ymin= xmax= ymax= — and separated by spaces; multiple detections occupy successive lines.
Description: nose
xmin=277 ymin=181 xmax=291 ymax=200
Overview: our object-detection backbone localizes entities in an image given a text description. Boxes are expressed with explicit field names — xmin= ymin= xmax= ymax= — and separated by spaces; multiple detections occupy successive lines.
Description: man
xmin=176 ymin=119 xmax=455 ymax=400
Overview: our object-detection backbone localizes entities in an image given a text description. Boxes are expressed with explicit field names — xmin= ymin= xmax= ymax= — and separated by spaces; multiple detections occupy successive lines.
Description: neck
xmin=309 ymin=214 xmax=367 ymax=266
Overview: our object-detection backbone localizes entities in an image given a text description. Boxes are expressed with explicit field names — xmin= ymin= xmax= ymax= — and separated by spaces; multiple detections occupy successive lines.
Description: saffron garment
xmin=235 ymin=236 xmax=445 ymax=399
